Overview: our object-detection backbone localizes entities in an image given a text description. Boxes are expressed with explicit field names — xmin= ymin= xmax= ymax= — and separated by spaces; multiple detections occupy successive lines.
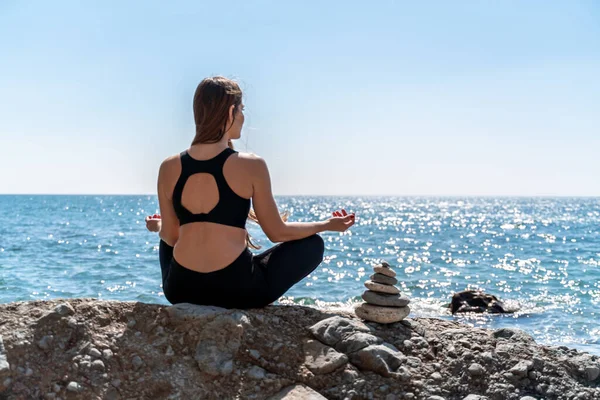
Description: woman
xmin=145 ymin=76 xmax=356 ymax=309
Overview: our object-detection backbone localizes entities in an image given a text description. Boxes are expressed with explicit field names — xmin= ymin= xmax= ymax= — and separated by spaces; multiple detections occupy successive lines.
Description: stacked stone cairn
xmin=354 ymin=261 xmax=411 ymax=323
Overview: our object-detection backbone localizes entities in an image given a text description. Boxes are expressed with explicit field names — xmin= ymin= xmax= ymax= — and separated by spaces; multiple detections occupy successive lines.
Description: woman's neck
xmin=189 ymin=137 xmax=230 ymax=158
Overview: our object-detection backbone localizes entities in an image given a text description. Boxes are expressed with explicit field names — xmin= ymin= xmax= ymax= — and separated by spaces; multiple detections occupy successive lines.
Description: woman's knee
xmin=302 ymin=234 xmax=325 ymax=263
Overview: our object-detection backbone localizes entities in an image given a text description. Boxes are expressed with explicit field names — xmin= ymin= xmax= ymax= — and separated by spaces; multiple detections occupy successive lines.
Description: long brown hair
xmin=191 ymin=76 xmax=287 ymax=249
xmin=192 ymin=76 xmax=243 ymax=145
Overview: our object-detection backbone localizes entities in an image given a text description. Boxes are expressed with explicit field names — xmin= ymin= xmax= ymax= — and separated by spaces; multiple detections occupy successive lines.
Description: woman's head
xmin=192 ymin=76 xmax=244 ymax=145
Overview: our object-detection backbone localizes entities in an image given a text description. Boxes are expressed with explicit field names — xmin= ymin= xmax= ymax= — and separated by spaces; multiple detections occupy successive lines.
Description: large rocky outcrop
xmin=0 ymin=299 xmax=598 ymax=400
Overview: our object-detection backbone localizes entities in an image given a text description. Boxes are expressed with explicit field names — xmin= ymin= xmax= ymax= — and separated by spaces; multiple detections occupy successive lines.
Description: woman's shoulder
xmin=235 ymin=151 xmax=265 ymax=164
xmin=233 ymin=152 xmax=269 ymax=174
xmin=158 ymin=153 xmax=183 ymax=178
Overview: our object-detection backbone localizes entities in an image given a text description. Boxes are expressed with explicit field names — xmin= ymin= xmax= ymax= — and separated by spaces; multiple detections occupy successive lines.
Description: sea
xmin=1 ymin=195 xmax=599 ymax=354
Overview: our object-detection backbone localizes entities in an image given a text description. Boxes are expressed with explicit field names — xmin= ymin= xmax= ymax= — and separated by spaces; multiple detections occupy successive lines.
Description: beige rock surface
xmin=0 ymin=299 xmax=599 ymax=400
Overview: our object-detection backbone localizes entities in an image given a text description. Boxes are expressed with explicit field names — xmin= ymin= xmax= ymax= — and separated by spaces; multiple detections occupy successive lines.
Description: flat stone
xmin=362 ymin=290 xmax=410 ymax=307
xmin=267 ymin=384 xmax=327 ymax=400
xmin=308 ymin=316 xmax=372 ymax=347
xmin=303 ymin=339 xmax=348 ymax=374
xmin=355 ymin=304 xmax=410 ymax=324
xmin=380 ymin=261 xmax=391 ymax=268
xmin=373 ymin=266 xmax=396 ymax=277
xmin=364 ymin=280 xmax=399 ymax=295
xmin=370 ymin=273 xmax=398 ymax=285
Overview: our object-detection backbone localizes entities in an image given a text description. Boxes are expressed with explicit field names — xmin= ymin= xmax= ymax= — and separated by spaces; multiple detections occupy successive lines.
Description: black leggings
xmin=159 ymin=235 xmax=325 ymax=309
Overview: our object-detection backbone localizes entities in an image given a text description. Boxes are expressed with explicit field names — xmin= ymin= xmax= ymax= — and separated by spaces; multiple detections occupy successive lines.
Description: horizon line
xmin=1 ymin=193 xmax=600 ymax=198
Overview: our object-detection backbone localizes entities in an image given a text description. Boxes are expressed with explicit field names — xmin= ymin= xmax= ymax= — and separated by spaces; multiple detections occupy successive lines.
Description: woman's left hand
xmin=145 ymin=214 xmax=161 ymax=232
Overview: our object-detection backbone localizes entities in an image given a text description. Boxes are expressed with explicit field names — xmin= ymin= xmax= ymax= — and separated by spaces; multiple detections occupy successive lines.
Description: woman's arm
xmin=251 ymin=156 xmax=355 ymax=242
xmin=157 ymin=158 xmax=180 ymax=246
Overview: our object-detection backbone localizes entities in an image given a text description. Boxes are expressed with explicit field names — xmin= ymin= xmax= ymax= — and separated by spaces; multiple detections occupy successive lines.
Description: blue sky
xmin=1 ymin=1 xmax=599 ymax=195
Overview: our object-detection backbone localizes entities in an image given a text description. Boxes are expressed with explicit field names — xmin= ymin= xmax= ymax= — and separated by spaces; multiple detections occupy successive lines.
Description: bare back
xmin=158 ymin=147 xmax=255 ymax=272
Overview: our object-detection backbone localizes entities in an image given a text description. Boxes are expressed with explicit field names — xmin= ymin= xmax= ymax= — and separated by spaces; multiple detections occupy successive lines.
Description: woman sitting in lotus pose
xmin=145 ymin=76 xmax=356 ymax=309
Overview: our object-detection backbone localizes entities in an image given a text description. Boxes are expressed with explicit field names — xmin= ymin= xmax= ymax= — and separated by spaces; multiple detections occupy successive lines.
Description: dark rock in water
xmin=449 ymin=290 xmax=517 ymax=314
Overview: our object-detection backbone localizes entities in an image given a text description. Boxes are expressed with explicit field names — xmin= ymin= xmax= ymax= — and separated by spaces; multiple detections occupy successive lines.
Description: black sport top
xmin=172 ymin=148 xmax=251 ymax=228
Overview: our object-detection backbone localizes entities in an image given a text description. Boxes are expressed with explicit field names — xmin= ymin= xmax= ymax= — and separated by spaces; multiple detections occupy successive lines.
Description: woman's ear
xmin=228 ymin=104 xmax=236 ymax=123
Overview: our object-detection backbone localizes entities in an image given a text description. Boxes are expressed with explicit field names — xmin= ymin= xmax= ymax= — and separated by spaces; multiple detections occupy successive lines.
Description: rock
xmin=373 ymin=266 xmax=396 ymax=277
xmin=268 ymin=384 xmax=327 ymax=400
xmin=370 ymin=273 xmax=398 ymax=285
xmin=493 ymin=328 xmax=535 ymax=343
xmin=335 ymin=332 xmax=382 ymax=354
xmin=348 ymin=343 xmax=405 ymax=377
xmin=519 ymin=397 xmax=537 ymax=400
xmin=249 ymin=349 xmax=260 ymax=360
xmin=38 ymin=335 xmax=54 ymax=350
xmin=467 ymin=363 xmax=485 ymax=377
xmin=303 ymin=339 xmax=348 ymax=374
xmin=450 ymin=290 xmax=517 ymax=314
xmin=2 ymin=298 xmax=600 ymax=400
xmin=463 ymin=396 xmax=489 ymax=400
xmin=428 ymin=397 xmax=446 ymax=400
xmin=309 ymin=316 xmax=371 ymax=347
xmin=165 ymin=346 xmax=175 ymax=356
xmin=364 ymin=280 xmax=399 ymax=295
xmin=355 ymin=303 xmax=409 ymax=324
xmin=194 ymin=313 xmax=246 ymax=376
xmin=131 ymin=355 xmax=143 ymax=370
xmin=0 ymin=336 xmax=10 ymax=377
xmin=585 ymin=365 xmax=600 ymax=381
xmin=91 ymin=359 xmax=105 ymax=371
xmin=54 ymin=303 xmax=75 ymax=316
xmin=167 ymin=303 xmax=229 ymax=324
xmin=89 ymin=348 xmax=102 ymax=358
xmin=362 ymin=291 xmax=410 ymax=307
xmin=66 ymin=381 xmax=81 ymax=392
xmin=246 ymin=365 xmax=266 ymax=379
xmin=509 ymin=361 xmax=533 ymax=378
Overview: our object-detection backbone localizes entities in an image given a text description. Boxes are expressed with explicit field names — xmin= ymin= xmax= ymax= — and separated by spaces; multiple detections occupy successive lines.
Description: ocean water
xmin=1 ymin=195 xmax=599 ymax=354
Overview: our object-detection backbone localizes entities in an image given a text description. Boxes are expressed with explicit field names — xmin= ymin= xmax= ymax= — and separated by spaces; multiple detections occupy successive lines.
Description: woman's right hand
xmin=326 ymin=209 xmax=356 ymax=232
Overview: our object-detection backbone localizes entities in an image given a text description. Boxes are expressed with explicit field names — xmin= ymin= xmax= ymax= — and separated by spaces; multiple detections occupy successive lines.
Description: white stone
xmin=354 ymin=303 xmax=410 ymax=324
